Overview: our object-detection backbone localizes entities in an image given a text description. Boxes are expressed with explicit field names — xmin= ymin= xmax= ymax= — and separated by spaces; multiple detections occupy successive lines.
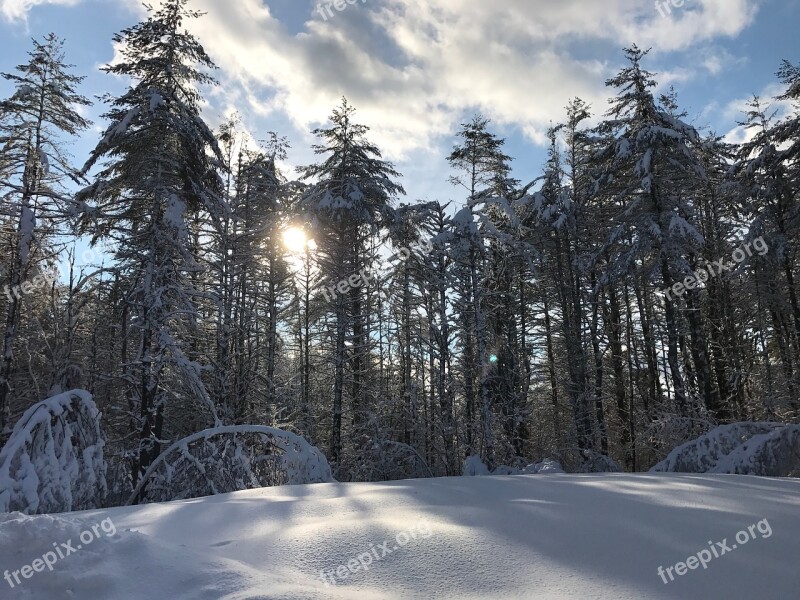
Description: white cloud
xmin=1 ymin=0 xmax=81 ymax=24
xmin=129 ymin=0 xmax=757 ymax=160
xmin=102 ymin=0 xmax=763 ymax=201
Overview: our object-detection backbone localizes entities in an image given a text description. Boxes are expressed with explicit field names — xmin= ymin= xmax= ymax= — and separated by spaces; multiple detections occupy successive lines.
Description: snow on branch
xmin=0 ymin=390 xmax=106 ymax=514
xmin=128 ymin=425 xmax=335 ymax=505
xmin=651 ymin=422 xmax=800 ymax=477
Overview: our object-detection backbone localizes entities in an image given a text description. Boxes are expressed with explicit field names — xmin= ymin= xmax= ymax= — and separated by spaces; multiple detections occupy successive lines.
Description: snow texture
xmin=1 ymin=474 xmax=798 ymax=599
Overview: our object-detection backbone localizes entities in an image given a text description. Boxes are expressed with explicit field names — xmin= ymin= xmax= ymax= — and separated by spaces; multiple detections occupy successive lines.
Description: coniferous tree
xmin=298 ymin=98 xmax=404 ymax=473
xmin=77 ymin=0 xmax=224 ymax=484
xmin=448 ymin=115 xmax=512 ymax=469
xmin=0 ymin=34 xmax=91 ymax=435
xmin=593 ymin=46 xmax=716 ymax=427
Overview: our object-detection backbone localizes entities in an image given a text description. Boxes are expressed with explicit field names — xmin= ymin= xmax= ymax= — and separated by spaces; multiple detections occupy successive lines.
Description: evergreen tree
xmin=593 ymin=46 xmax=716 ymax=424
xmin=76 ymin=0 xmax=224 ymax=485
xmin=0 ymin=33 xmax=91 ymax=435
xmin=447 ymin=114 xmax=512 ymax=469
xmin=298 ymin=98 xmax=404 ymax=472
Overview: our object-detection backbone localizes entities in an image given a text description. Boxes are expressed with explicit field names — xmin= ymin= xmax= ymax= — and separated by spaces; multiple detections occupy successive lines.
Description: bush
xmin=128 ymin=425 xmax=335 ymax=505
xmin=0 ymin=390 xmax=106 ymax=514
xmin=651 ymin=422 xmax=800 ymax=477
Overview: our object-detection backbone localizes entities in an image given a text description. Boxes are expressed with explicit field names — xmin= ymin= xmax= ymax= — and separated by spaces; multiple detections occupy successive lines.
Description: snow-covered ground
xmin=1 ymin=473 xmax=798 ymax=599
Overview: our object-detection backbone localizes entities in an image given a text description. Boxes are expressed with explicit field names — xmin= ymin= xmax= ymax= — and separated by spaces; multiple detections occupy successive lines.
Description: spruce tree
xmin=0 ymin=34 xmax=91 ymax=434
xmin=77 ymin=0 xmax=224 ymax=484
xmin=593 ymin=46 xmax=716 ymax=423
xmin=298 ymin=98 xmax=404 ymax=471
xmin=447 ymin=115 xmax=512 ymax=469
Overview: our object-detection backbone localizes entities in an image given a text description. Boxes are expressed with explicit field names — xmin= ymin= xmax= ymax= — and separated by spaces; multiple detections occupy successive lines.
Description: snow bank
xmin=651 ymin=422 xmax=800 ymax=476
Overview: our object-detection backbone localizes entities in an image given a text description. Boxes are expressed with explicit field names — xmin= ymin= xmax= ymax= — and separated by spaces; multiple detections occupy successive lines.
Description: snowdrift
xmin=1 ymin=474 xmax=798 ymax=599
xmin=651 ymin=422 xmax=800 ymax=477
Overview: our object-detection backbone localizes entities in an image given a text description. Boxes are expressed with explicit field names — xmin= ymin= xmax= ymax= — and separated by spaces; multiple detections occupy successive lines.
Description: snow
xmin=99 ymin=107 xmax=140 ymax=146
xmin=37 ymin=149 xmax=49 ymax=174
xmin=461 ymin=455 xmax=490 ymax=476
xmin=616 ymin=137 xmax=631 ymax=159
xmin=668 ymin=215 xmax=705 ymax=245
xmin=453 ymin=206 xmax=475 ymax=230
xmin=714 ymin=425 xmax=800 ymax=475
xmin=17 ymin=206 xmax=35 ymax=267
xmin=1 ymin=474 xmax=798 ymax=599
xmin=148 ymin=91 xmax=163 ymax=112
xmin=652 ymin=422 xmax=800 ymax=477
xmin=129 ymin=425 xmax=334 ymax=505
xmin=0 ymin=391 xmax=106 ymax=515
xmin=164 ymin=193 xmax=188 ymax=241
xmin=16 ymin=85 xmax=35 ymax=98
xmin=524 ymin=458 xmax=564 ymax=474
xmin=463 ymin=455 xmax=566 ymax=475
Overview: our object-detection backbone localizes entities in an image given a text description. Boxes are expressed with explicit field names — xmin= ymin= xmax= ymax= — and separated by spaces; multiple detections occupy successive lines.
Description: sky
xmin=0 ymin=0 xmax=799 ymax=206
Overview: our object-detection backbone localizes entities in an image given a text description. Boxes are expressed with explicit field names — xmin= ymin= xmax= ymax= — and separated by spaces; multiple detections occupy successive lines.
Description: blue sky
xmin=1 ymin=0 xmax=798 ymax=205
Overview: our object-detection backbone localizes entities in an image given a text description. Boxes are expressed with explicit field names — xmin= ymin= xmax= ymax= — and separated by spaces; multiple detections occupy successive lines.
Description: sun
xmin=282 ymin=227 xmax=310 ymax=253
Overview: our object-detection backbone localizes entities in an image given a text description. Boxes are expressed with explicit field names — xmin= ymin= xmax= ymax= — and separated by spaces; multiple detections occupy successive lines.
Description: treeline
xmin=1 ymin=0 xmax=798 ymax=500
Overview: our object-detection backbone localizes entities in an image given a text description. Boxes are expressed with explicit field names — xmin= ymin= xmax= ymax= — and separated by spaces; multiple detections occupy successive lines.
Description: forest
xmin=1 ymin=0 xmax=799 ymax=508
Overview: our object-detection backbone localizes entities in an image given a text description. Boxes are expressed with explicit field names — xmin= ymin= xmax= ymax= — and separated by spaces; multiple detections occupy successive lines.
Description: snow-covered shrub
xmin=523 ymin=459 xmax=565 ymax=474
xmin=575 ymin=450 xmax=622 ymax=473
xmin=543 ymin=448 xmax=623 ymax=473
xmin=714 ymin=426 xmax=800 ymax=477
xmin=463 ymin=456 xmax=565 ymax=476
xmin=350 ymin=440 xmax=434 ymax=481
xmin=462 ymin=455 xmax=491 ymax=476
xmin=651 ymin=422 xmax=782 ymax=473
xmin=652 ymin=423 xmax=800 ymax=477
xmin=643 ymin=412 xmax=718 ymax=463
xmin=0 ymin=390 xmax=106 ymax=514
xmin=128 ymin=425 xmax=335 ymax=505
